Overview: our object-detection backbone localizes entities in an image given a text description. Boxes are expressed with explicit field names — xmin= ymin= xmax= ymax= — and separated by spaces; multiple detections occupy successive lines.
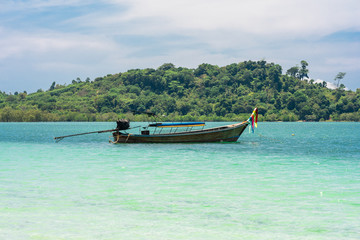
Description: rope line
xmin=125 ymin=133 xmax=131 ymax=143
xmin=109 ymin=133 xmax=120 ymax=144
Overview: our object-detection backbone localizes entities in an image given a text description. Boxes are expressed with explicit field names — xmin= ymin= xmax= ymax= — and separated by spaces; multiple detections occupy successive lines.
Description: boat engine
xmin=116 ymin=119 xmax=130 ymax=130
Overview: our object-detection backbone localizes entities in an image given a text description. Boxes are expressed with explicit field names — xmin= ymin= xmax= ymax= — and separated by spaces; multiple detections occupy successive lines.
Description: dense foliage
xmin=1 ymin=61 xmax=359 ymax=122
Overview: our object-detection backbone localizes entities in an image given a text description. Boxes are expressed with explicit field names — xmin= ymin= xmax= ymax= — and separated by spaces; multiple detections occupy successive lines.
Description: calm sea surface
xmin=0 ymin=122 xmax=359 ymax=239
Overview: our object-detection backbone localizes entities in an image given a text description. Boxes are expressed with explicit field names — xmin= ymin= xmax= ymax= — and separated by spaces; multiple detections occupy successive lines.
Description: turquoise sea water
xmin=0 ymin=122 xmax=359 ymax=239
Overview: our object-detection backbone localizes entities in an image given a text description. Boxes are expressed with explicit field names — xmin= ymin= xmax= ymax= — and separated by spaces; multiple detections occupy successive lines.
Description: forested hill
xmin=1 ymin=61 xmax=359 ymax=122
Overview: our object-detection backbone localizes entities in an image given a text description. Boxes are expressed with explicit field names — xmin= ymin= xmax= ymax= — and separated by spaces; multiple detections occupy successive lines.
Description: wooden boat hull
xmin=112 ymin=121 xmax=248 ymax=143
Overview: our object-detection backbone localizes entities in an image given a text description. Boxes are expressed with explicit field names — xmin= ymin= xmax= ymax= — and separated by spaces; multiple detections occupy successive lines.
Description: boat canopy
xmin=148 ymin=122 xmax=205 ymax=128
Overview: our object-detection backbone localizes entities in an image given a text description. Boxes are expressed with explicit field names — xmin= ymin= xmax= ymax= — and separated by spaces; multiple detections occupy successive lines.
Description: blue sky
xmin=1 ymin=0 xmax=359 ymax=93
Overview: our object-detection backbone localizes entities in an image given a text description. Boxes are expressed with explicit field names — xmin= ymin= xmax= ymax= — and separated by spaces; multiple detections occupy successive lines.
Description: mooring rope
xmin=125 ymin=133 xmax=131 ymax=143
xmin=109 ymin=134 xmax=120 ymax=144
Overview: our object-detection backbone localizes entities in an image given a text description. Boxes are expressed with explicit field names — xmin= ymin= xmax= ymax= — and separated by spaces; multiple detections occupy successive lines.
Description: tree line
xmin=1 ymin=61 xmax=359 ymax=122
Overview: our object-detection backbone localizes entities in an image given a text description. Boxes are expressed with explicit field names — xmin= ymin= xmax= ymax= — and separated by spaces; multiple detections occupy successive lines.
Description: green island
xmin=1 ymin=60 xmax=359 ymax=122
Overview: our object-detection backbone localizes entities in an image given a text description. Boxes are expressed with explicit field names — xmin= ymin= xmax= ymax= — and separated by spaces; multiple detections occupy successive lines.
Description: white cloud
xmin=314 ymin=79 xmax=351 ymax=90
xmin=0 ymin=29 xmax=120 ymax=60
xmin=314 ymin=79 xmax=337 ymax=89
xmin=73 ymin=0 xmax=360 ymax=64
xmin=1 ymin=0 xmax=360 ymax=92
xmin=0 ymin=27 xmax=138 ymax=92
xmin=104 ymin=0 xmax=360 ymax=38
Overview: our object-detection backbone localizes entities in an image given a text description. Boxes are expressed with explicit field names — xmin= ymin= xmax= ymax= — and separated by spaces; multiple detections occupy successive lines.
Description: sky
xmin=0 ymin=0 xmax=360 ymax=93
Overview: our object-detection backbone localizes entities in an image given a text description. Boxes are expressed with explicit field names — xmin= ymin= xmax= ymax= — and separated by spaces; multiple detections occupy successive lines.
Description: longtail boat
xmin=54 ymin=108 xmax=258 ymax=143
